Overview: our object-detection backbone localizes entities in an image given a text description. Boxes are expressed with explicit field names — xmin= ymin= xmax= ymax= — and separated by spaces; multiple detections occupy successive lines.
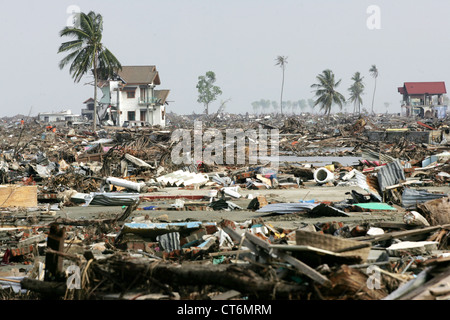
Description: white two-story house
xmin=98 ymin=65 xmax=170 ymax=128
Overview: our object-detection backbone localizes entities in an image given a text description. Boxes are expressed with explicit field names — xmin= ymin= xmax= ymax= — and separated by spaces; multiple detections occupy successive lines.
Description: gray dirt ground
xmin=59 ymin=183 xmax=450 ymax=229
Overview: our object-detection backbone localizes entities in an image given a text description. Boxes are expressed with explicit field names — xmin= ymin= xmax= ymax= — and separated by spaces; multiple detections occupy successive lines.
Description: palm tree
xmin=348 ymin=72 xmax=365 ymax=115
xmin=58 ymin=11 xmax=122 ymax=131
xmin=275 ymin=56 xmax=288 ymax=115
xmin=369 ymin=64 xmax=379 ymax=115
xmin=311 ymin=69 xmax=346 ymax=117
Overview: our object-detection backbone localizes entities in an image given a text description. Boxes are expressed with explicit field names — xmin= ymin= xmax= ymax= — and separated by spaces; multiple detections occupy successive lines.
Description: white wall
xmin=115 ymin=85 xmax=166 ymax=128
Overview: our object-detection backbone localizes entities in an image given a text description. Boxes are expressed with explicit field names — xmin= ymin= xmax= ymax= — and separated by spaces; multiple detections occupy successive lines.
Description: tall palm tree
xmin=275 ymin=56 xmax=288 ymax=115
xmin=58 ymin=11 xmax=122 ymax=131
xmin=369 ymin=64 xmax=378 ymax=115
xmin=311 ymin=69 xmax=346 ymax=117
xmin=348 ymin=72 xmax=365 ymax=115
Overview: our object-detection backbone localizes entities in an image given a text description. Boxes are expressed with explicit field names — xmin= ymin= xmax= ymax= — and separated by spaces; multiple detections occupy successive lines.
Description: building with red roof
xmin=398 ymin=82 xmax=448 ymax=118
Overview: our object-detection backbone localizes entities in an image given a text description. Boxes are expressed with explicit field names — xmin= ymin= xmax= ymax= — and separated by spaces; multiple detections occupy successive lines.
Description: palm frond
xmin=69 ymin=47 xmax=93 ymax=82
xmin=311 ymin=69 xmax=346 ymax=115
xmin=59 ymin=26 xmax=90 ymax=40
xmin=58 ymin=39 xmax=84 ymax=53
xmin=275 ymin=55 xmax=288 ymax=67
xmin=58 ymin=50 xmax=80 ymax=70
xmin=97 ymin=48 xmax=122 ymax=80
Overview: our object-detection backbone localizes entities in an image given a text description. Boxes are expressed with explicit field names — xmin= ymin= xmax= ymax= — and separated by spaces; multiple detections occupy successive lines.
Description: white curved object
xmin=105 ymin=177 xmax=146 ymax=192
xmin=314 ymin=167 xmax=335 ymax=185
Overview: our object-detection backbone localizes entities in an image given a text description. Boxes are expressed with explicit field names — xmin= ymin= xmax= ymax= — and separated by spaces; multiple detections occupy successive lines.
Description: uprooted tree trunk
xmin=21 ymin=254 xmax=309 ymax=300
xmin=88 ymin=256 xmax=308 ymax=300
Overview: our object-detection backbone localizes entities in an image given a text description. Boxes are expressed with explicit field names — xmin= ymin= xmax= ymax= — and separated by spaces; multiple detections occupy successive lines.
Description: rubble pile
xmin=0 ymin=113 xmax=449 ymax=300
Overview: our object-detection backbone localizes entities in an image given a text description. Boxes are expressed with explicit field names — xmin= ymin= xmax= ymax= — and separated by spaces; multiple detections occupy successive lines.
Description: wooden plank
xmin=209 ymin=249 xmax=252 ymax=257
xmin=221 ymin=226 xmax=267 ymax=261
xmin=244 ymin=231 xmax=331 ymax=287
xmin=44 ymin=224 xmax=66 ymax=282
xmin=0 ymin=185 xmax=37 ymax=208
xmin=353 ymin=224 xmax=450 ymax=242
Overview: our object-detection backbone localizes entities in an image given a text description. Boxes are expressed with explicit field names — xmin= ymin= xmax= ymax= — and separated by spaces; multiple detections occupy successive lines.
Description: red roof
xmin=398 ymin=82 xmax=446 ymax=95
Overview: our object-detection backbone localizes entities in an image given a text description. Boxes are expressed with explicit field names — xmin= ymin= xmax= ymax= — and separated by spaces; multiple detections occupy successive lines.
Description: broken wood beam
xmin=209 ymin=249 xmax=252 ymax=257
xmin=21 ymin=278 xmax=67 ymax=297
xmin=95 ymin=257 xmax=307 ymax=299
xmin=353 ymin=224 xmax=450 ymax=243
xmin=244 ymin=231 xmax=331 ymax=287
xmin=221 ymin=226 xmax=269 ymax=263
xmin=44 ymin=223 xmax=66 ymax=282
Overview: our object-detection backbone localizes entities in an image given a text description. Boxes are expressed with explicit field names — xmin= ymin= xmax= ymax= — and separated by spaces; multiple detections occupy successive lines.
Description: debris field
xmin=0 ymin=113 xmax=449 ymax=301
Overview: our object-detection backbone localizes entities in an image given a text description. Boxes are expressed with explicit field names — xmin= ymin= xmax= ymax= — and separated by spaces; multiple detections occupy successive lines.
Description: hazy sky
xmin=1 ymin=0 xmax=450 ymax=117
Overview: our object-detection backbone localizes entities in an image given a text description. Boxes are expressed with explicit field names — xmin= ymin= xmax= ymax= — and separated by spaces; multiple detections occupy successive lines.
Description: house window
xmin=127 ymin=91 xmax=135 ymax=99
xmin=127 ymin=111 xmax=136 ymax=121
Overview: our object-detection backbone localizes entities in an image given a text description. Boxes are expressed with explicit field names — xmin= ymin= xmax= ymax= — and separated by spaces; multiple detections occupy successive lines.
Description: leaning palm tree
xmin=58 ymin=11 xmax=122 ymax=131
xmin=311 ymin=69 xmax=346 ymax=117
xmin=275 ymin=56 xmax=288 ymax=115
xmin=348 ymin=72 xmax=365 ymax=115
xmin=369 ymin=64 xmax=379 ymax=115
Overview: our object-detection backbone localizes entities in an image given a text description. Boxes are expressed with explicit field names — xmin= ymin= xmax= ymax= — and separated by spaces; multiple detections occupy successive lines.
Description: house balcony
xmin=138 ymin=97 xmax=159 ymax=106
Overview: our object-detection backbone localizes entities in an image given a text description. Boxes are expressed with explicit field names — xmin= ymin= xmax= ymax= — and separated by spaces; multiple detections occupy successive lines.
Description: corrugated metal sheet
xmin=156 ymin=170 xmax=210 ymax=187
xmin=355 ymin=170 xmax=382 ymax=201
xmin=361 ymin=149 xmax=397 ymax=163
xmin=308 ymin=203 xmax=350 ymax=217
xmin=157 ymin=232 xmax=180 ymax=252
xmin=401 ymin=188 xmax=448 ymax=208
xmin=120 ymin=221 xmax=216 ymax=239
xmin=377 ymin=160 xmax=406 ymax=191
xmin=86 ymin=192 xmax=141 ymax=206
xmin=256 ymin=202 xmax=318 ymax=215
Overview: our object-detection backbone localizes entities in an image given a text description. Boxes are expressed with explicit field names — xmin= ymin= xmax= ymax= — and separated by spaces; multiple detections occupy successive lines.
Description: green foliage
xmin=196 ymin=71 xmax=222 ymax=115
xmin=58 ymin=11 xmax=121 ymax=83
xmin=311 ymin=69 xmax=346 ymax=116
xmin=58 ymin=11 xmax=121 ymax=130
xmin=348 ymin=72 xmax=365 ymax=114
